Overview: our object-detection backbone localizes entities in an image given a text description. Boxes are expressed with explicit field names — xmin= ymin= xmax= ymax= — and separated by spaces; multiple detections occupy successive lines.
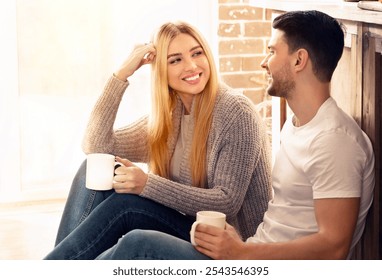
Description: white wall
xmin=0 ymin=0 xmax=21 ymax=200
xmin=0 ymin=0 xmax=217 ymax=202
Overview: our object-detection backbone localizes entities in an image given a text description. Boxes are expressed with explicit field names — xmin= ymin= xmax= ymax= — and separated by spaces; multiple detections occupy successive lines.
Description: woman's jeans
xmin=96 ymin=230 xmax=211 ymax=260
xmin=46 ymin=160 xmax=195 ymax=260
xmin=54 ymin=160 xmax=112 ymax=245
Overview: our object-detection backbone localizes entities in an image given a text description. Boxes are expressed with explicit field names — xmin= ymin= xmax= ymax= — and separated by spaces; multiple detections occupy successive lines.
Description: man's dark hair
xmin=273 ymin=10 xmax=345 ymax=82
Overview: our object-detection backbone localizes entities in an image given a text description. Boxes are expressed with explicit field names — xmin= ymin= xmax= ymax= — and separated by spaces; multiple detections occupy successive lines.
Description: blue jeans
xmin=46 ymin=160 xmax=195 ymax=260
xmin=55 ymin=160 xmax=114 ymax=245
xmin=96 ymin=230 xmax=211 ymax=260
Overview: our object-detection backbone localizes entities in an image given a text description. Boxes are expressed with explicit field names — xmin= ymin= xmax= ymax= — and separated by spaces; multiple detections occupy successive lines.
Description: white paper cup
xmin=85 ymin=153 xmax=115 ymax=191
xmin=190 ymin=211 xmax=226 ymax=246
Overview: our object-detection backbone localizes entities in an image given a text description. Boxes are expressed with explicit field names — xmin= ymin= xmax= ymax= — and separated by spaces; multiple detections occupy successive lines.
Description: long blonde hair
xmin=148 ymin=21 xmax=218 ymax=188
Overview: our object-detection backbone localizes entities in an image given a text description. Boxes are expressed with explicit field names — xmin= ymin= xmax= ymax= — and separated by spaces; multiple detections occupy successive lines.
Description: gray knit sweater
xmin=83 ymin=75 xmax=272 ymax=239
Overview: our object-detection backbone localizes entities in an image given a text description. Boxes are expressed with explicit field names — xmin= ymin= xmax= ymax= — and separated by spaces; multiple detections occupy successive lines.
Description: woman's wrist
xmin=113 ymin=72 xmax=128 ymax=82
xmin=113 ymin=69 xmax=132 ymax=81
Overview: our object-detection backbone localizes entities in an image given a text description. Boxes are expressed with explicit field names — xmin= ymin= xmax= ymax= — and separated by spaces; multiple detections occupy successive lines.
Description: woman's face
xmin=166 ymin=33 xmax=210 ymax=111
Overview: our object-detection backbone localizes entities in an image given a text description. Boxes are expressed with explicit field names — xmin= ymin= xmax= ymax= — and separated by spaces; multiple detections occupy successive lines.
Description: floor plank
xmin=0 ymin=199 xmax=65 ymax=260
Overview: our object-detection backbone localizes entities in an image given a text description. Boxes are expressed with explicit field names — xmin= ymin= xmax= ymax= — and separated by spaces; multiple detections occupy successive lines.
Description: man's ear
xmin=294 ymin=49 xmax=308 ymax=71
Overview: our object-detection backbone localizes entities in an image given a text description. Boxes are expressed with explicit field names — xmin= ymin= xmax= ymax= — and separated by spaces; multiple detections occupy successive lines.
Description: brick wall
xmin=217 ymin=0 xmax=272 ymax=138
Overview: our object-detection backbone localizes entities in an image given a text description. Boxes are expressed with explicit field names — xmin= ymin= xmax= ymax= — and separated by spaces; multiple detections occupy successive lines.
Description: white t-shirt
xmin=247 ymin=97 xmax=375 ymax=259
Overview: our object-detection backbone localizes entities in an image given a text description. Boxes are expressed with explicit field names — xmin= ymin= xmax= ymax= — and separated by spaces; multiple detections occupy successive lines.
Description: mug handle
xmin=114 ymin=163 xmax=122 ymax=176
xmin=190 ymin=221 xmax=201 ymax=246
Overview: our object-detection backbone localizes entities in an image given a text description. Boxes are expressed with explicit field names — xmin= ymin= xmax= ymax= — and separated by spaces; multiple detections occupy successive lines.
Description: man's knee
xmin=121 ymin=229 xmax=148 ymax=244
xmin=115 ymin=229 xmax=157 ymax=254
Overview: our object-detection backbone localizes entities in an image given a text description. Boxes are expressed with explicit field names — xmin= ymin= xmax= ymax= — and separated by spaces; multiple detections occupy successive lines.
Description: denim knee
xmin=101 ymin=229 xmax=152 ymax=259
xmin=117 ymin=229 xmax=152 ymax=250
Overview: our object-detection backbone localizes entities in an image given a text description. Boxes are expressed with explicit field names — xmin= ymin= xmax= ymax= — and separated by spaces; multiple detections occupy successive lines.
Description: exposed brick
xmin=257 ymin=99 xmax=273 ymax=119
xmin=242 ymin=56 xmax=265 ymax=71
xmin=219 ymin=57 xmax=242 ymax=72
xmin=219 ymin=5 xmax=263 ymax=21
xmin=218 ymin=23 xmax=241 ymax=37
xmin=243 ymin=89 xmax=266 ymax=105
xmin=256 ymin=72 xmax=270 ymax=88
xmin=219 ymin=0 xmax=241 ymax=4
xmin=218 ymin=2 xmax=272 ymax=138
xmin=245 ymin=21 xmax=272 ymax=37
xmin=220 ymin=72 xmax=265 ymax=88
xmin=219 ymin=39 xmax=264 ymax=55
xmin=219 ymin=0 xmax=249 ymax=3
xmin=220 ymin=56 xmax=266 ymax=73
xmin=265 ymin=9 xmax=274 ymax=21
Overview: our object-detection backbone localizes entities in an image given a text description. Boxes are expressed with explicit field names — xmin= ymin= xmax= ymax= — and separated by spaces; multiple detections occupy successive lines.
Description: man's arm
xmin=194 ymin=197 xmax=360 ymax=259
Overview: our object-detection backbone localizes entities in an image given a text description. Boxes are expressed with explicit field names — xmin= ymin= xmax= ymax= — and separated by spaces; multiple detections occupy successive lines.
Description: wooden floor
xmin=0 ymin=199 xmax=65 ymax=260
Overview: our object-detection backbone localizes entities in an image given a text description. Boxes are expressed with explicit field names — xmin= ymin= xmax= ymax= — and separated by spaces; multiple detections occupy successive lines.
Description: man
xmin=96 ymin=10 xmax=375 ymax=260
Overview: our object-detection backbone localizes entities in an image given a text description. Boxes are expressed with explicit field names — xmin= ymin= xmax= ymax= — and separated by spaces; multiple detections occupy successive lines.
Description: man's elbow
xmin=327 ymin=239 xmax=352 ymax=259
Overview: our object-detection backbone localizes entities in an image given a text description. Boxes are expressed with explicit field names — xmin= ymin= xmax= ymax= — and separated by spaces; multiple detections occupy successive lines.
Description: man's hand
xmin=193 ymin=223 xmax=246 ymax=259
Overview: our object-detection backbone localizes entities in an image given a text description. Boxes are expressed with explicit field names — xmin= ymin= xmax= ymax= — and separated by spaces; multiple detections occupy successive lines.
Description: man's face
xmin=261 ymin=29 xmax=295 ymax=99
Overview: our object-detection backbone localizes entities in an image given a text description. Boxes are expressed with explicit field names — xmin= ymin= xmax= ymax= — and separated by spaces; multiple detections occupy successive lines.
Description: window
xmin=0 ymin=0 xmax=217 ymax=202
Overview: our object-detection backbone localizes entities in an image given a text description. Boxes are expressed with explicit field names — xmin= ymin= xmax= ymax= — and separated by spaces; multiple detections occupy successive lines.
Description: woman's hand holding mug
xmin=113 ymin=156 xmax=148 ymax=195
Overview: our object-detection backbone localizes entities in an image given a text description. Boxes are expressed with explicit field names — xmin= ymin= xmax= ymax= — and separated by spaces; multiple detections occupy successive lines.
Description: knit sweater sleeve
xmin=141 ymin=89 xmax=269 ymax=220
xmin=82 ymin=75 xmax=149 ymax=162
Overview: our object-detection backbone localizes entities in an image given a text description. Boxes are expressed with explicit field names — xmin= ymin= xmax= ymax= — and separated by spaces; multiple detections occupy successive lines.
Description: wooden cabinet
xmin=337 ymin=19 xmax=382 ymax=260
xmin=359 ymin=23 xmax=381 ymax=260
xmin=329 ymin=20 xmax=381 ymax=259
xmin=251 ymin=1 xmax=382 ymax=259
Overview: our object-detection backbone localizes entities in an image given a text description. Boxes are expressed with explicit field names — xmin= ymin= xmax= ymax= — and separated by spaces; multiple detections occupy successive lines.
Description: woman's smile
xmin=182 ymin=72 xmax=202 ymax=84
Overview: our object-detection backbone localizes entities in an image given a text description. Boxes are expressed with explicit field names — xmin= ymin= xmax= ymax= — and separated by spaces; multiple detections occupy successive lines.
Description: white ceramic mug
xmin=85 ymin=153 xmax=115 ymax=190
xmin=190 ymin=211 xmax=226 ymax=246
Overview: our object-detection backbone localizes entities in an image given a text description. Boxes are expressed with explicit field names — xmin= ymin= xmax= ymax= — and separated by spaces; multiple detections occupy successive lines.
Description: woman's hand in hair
xmin=114 ymin=43 xmax=156 ymax=81
xmin=113 ymin=156 xmax=148 ymax=195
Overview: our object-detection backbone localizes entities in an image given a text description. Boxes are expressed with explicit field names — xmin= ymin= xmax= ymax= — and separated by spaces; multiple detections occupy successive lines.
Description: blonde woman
xmin=45 ymin=21 xmax=271 ymax=259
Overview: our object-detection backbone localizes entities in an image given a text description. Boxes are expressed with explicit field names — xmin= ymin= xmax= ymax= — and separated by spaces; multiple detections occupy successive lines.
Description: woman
xmin=45 ymin=21 xmax=271 ymax=259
